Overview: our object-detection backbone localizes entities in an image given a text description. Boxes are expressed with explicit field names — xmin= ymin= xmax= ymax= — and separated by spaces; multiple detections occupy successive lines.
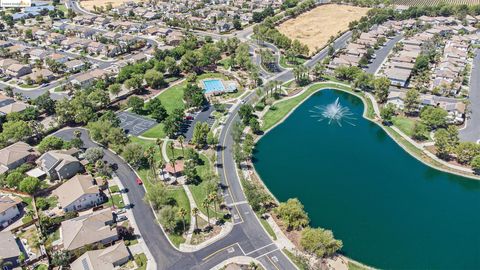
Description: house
xmin=37 ymin=150 xmax=83 ymax=180
xmin=71 ymin=69 xmax=108 ymax=87
xmin=21 ymin=68 xmax=55 ymax=83
xmin=5 ymin=64 xmax=32 ymax=78
xmin=70 ymin=241 xmax=130 ymax=270
xmin=0 ymin=59 xmax=20 ymax=73
xmin=46 ymin=32 xmax=66 ymax=45
xmin=64 ymin=59 xmax=85 ymax=73
xmin=386 ymin=91 xmax=406 ymax=109
xmin=0 ymin=101 xmax=29 ymax=116
xmin=47 ymin=53 xmax=69 ymax=64
xmin=53 ymin=174 xmax=104 ymax=212
xmin=59 ymin=208 xmax=118 ymax=251
xmin=384 ymin=67 xmax=411 ymax=87
xmin=0 ymin=142 xmax=37 ymax=175
xmin=0 ymin=195 xmax=23 ymax=228
xmin=29 ymin=48 xmax=48 ymax=62
xmin=0 ymin=231 xmax=22 ymax=269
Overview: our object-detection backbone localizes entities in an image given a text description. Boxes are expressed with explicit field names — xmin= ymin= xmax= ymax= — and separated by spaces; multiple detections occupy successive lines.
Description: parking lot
xmin=117 ymin=111 xmax=157 ymax=136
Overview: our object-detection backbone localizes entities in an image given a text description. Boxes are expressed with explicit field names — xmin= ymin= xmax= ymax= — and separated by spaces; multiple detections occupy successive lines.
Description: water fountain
xmin=310 ymin=97 xmax=356 ymax=126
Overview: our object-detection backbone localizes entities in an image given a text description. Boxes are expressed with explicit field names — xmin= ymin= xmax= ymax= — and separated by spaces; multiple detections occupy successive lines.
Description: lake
xmin=253 ymin=89 xmax=480 ymax=269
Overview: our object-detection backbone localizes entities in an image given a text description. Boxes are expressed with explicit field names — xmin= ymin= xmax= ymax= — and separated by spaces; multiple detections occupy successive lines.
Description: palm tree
xmin=170 ymin=159 xmax=177 ymax=180
xmin=208 ymin=192 xmax=219 ymax=215
xmin=169 ymin=142 xmax=176 ymax=161
xmin=177 ymin=135 xmax=185 ymax=157
xmin=192 ymin=207 xmax=199 ymax=231
xmin=157 ymin=159 xmax=165 ymax=181
xmin=145 ymin=146 xmax=157 ymax=181
xmin=202 ymin=199 xmax=210 ymax=226
xmin=178 ymin=207 xmax=187 ymax=233
xmin=73 ymin=130 xmax=82 ymax=138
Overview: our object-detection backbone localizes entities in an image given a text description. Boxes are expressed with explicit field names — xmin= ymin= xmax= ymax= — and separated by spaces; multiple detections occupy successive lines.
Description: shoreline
xmin=256 ymin=82 xmax=480 ymax=181
xmin=249 ymin=82 xmax=479 ymax=269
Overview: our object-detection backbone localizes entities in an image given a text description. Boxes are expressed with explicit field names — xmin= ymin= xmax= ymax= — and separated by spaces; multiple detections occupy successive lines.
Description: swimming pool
xmin=203 ymin=79 xmax=225 ymax=93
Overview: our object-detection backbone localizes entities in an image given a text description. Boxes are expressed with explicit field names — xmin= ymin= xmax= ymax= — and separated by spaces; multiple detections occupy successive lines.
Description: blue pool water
xmin=203 ymin=79 xmax=225 ymax=93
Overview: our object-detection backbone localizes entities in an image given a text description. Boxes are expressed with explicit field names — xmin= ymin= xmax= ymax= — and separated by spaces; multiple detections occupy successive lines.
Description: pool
xmin=203 ymin=79 xmax=225 ymax=93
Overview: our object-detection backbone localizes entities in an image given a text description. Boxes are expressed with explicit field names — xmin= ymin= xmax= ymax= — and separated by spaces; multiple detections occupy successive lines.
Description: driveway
xmin=460 ymin=49 xmax=480 ymax=142
xmin=184 ymin=105 xmax=216 ymax=141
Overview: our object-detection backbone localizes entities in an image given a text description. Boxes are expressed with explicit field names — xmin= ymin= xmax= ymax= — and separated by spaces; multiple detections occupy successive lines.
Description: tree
xmin=202 ymin=198 xmax=211 ymax=226
xmin=6 ymin=172 xmax=24 ymax=188
xmin=380 ymin=103 xmax=396 ymax=124
xmin=191 ymin=122 xmax=210 ymax=148
xmin=446 ymin=125 xmax=459 ymax=150
xmin=334 ymin=66 xmax=361 ymax=82
xmin=4 ymin=86 xmax=14 ymax=97
xmin=34 ymin=92 xmax=55 ymax=115
xmin=192 ymin=207 xmax=199 ymax=230
xmin=353 ymin=72 xmax=374 ymax=91
xmin=300 ymin=227 xmax=343 ymax=258
xmin=159 ymin=205 xmax=178 ymax=232
xmin=144 ymin=69 xmax=166 ymax=89
xmin=1 ymin=121 xmax=32 ymax=142
xmin=19 ymin=176 xmax=40 ymax=194
xmin=38 ymin=136 xmax=65 ymax=153
xmin=183 ymin=159 xmax=198 ymax=184
xmin=374 ymin=77 xmax=390 ymax=103
xmin=206 ymin=131 xmax=217 ymax=146
xmin=51 ymin=251 xmax=71 ymax=267
xmin=145 ymin=98 xmax=168 ymax=123
xmin=434 ymin=129 xmax=450 ymax=159
xmin=420 ymin=107 xmax=448 ymax=130
xmin=177 ymin=135 xmax=185 ymax=156
xmin=178 ymin=207 xmax=187 ymax=233
xmin=243 ymin=134 xmax=255 ymax=160
xmin=470 ymin=155 xmax=480 ymax=174
xmin=84 ymin=147 xmax=104 ymax=163
xmin=249 ymin=118 xmax=261 ymax=134
xmin=122 ymin=143 xmax=145 ymax=168
xmin=239 ymin=105 xmax=254 ymax=125
xmin=274 ymin=198 xmax=309 ymax=230
xmin=311 ymin=63 xmax=326 ymax=81
xmin=412 ymin=122 xmax=428 ymax=141
xmin=404 ymin=88 xmax=420 ymax=115
xmin=108 ymin=83 xmax=122 ymax=97
xmin=455 ymin=142 xmax=480 ymax=164
xmin=36 ymin=197 xmax=49 ymax=210
xmin=145 ymin=183 xmax=168 ymax=210
xmin=183 ymin=84 xmax=206 ymax=109
xmin=127 ymin=96 xmax=144 ymax=114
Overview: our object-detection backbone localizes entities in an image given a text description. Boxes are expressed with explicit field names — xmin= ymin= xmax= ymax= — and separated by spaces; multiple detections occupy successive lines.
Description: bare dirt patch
xmin=79 ymin=0 xmax=140 ymax=11
xmin=277 ymin=4 xmax=370 ymax=53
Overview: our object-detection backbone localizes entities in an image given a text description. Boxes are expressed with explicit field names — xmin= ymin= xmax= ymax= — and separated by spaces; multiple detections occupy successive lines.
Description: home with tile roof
xmin=52 ymin=174 xmax=105 ymax=212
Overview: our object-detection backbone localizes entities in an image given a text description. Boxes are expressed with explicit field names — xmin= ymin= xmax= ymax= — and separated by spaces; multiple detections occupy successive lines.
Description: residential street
xmin=365 ymin=35 xmax=402 ymax=74
xmin=460 ymin=49 xmax=480 ymax=142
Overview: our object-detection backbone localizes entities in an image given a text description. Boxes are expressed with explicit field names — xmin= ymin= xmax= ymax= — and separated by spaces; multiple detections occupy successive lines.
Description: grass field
xmin=277 ymin=4 xmax=370 ymax=53
xmin=393 ymin=0 xmax=480 ymax=6
xmin=392 ymin=116 xmax=417 ymax=137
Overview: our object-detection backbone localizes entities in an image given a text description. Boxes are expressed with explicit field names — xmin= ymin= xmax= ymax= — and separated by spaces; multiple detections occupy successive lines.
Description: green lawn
xmin=392 ymin=116 xmax=417 ymax=137
xmin=165 ymin=187 xmax=190 ymax=247
xmin=141 ymin=123 xmax=166 ymax=139
xmin=107 ymin=194 xmax=125 ymax=208
xmin=165 ymin=141 xmax=185 ymax=161
xmin=156 ymin=83 xmax=185 ymax=114
xmin=134 ymin=253 xmax=147 ymax=270
xmin=258 ymin=214 xmax=277 ymax=240
xmin=18 ymin=84 xmax=37 ymax=89
xmin=279 ymin=55 xmax=307 ymax=69
xmin=261 ymin=83 xmax=352 ymax=131
xmin=109 ymin=185 xmax=120 ymax=193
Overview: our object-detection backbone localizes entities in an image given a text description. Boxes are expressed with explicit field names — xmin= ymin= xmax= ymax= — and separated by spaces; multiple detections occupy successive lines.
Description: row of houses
xmin=328 ymin=25 xmax=392 ymax=69
xmin=430 ymin=36 xmax=470 ymax=96
xmin=387 ymin=90 xmax=466 ymax=123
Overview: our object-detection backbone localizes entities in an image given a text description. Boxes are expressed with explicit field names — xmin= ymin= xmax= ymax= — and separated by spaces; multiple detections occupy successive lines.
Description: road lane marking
xmin=245 ymin=243 xmax=275 ymax=256
xmin=266 ymin=255 xmax=281 ymax=270
xmin=201 ymin=243 xmax=238 ymax=262
xmin=255 ymin=248 xmax=279 ymax=259
xmin=226 ymin=200 xmax=248 ymax=207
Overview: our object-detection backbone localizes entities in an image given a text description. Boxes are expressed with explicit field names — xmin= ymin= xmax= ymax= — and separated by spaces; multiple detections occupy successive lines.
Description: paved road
xmin=365 ymin=35 xmax=402 ymax=74
xmin=54 ymin=127 xmax=295 ymax=270
xmin=460 ymin=49 xmax=480 ymax=142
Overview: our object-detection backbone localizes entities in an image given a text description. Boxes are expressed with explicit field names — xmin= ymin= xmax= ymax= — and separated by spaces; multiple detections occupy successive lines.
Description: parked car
xmin=136 ymin=178 xmax=143 ymax=185
xmin=115 ymin=209 xmax=126 ymax=215
xmin=116 ymin=215 xmax=128 ymax=222
xmin=185 ymin=115 xmax=194 ymax=121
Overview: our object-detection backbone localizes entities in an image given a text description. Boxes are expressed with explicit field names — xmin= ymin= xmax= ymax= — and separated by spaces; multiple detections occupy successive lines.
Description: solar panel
xmin=81 ymin=258 xmax=90 ymax=270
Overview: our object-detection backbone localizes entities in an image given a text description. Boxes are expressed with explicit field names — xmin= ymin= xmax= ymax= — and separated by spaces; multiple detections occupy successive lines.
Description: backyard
xmin=277 ymin=4 xmax=370 ymax=53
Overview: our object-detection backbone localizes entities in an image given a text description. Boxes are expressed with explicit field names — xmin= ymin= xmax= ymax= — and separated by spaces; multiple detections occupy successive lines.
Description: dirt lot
xmin=277 ymin=4 xmax=370 ymax=53
xmin=80 ymin=0 xmax=141 ymax=11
